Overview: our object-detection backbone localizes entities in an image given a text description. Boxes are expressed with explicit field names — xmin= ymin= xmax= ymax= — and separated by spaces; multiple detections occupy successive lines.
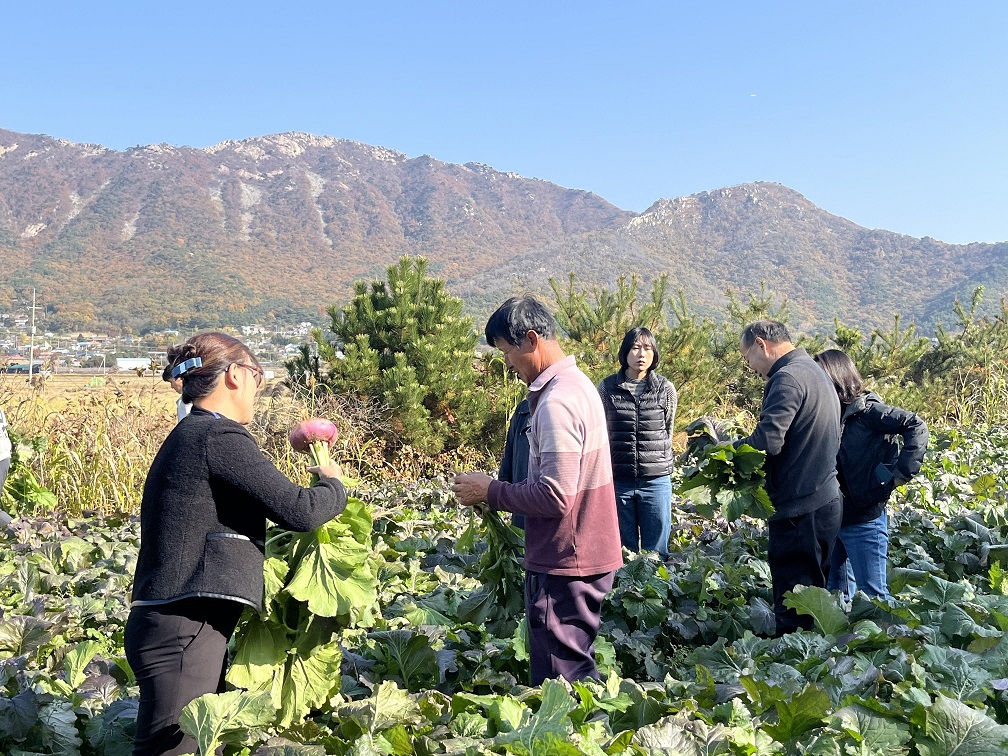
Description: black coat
xmin=598 ymin=371 xmax=677 ymax=480
xmin=837 ymin=392 xmax=928 ymax=526
xmin=130 ymin=408 xmax=347 ymax=611
xmin=737 ymin=348 xmax=842 ymax=519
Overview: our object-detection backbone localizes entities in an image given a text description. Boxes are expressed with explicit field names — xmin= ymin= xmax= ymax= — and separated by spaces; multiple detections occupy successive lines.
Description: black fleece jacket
xmin=737 ymin=348 xmax=841 ymax=519
xmin=130 ymin=408 xmax=346 ymax=611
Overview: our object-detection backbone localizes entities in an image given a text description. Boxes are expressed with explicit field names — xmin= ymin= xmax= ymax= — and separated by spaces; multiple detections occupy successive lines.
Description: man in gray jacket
xmin=736 ymin=321 xmax=842 ymax=635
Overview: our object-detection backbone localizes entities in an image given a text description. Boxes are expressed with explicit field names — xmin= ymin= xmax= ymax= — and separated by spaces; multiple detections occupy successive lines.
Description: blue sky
xmin=3 ymin=1 xmax=1006 ymax=244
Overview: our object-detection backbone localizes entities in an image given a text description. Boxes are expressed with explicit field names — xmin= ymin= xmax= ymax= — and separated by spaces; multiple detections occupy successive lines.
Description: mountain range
xmin=1 ymin=127 xmax=1005 ymax=334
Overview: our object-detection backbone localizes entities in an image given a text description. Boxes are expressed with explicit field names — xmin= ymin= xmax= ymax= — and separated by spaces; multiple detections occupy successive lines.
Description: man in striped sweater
xmin=453 ymin=297 xmax=623 ymax=685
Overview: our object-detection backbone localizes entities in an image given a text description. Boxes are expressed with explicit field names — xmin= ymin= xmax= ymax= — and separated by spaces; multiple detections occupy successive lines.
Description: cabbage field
xmin=4 ymin=424 xmax=1008 ymax=755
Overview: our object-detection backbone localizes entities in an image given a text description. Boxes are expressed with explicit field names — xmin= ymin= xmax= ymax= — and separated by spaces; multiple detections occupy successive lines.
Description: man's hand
xmin=452 ymin=472 xmax=494 ymax=508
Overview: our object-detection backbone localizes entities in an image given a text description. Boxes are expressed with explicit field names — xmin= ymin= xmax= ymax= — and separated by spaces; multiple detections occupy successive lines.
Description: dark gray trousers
xmin=767 ymin=498 xmax=842 ymax=636
xmin=525 ymin=570 xmax=615 ymax=686
xmin=125 ymin=598 xmax=243 ymax=756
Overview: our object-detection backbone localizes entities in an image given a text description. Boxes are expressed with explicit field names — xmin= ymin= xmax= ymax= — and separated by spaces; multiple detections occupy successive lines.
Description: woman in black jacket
xmin=126 ymin=332 xmax=347 ymax=756
xmin=814 ymin=349 xmax=928 ymax=601
xmin=598 ymin=327 xmax=677 ymax=557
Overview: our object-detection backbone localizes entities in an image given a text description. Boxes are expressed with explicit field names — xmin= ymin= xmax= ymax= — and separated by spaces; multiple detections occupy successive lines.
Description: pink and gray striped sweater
xmin=488 ymin=355 xmax=624 ymax=576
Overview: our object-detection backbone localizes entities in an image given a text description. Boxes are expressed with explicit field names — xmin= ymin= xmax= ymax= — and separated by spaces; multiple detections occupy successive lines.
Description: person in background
xmin=162 ymin=344 xmax=191 ymax=423
xmin=498 ymin=397 xmax=531 ymax=531
xmin=0 ymin=405 xmax=11 ymax=527
xmin=814 ymin=349 xmax=928 ymax=601
xmin=734 ymin=320 xmax=842 ymax=636
xmin=597 ymin=326 xmax=677 ymax=558
xmin=452 ymin=296 xmax=622 ymax=685
xmin=126 ymin=332 xmax=347 ymax=756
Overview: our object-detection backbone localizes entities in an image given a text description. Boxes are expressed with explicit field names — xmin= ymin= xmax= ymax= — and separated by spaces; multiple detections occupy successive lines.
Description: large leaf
xmin=456 ymin=586 xmax=498 ymax=625
xmin=263 ymin=557 xmax=291 ymax=609
xmin=916 ymin=576 xmax=970 ymax=608
xmin=0 ymin=615 xmax=53 ymax=657
xmin=85 ymin=698 xmax=138 ymax=756
xmin=332 ymin=496 xmax=374 ymax=545
xmin=369 ymin=630 xmax=439 ymax=691
xmin=921 ymin=645 xmax=990 ymax=703
xmin=762 ymin=683 xmax=832 ymax=742
xmin=33 ymin=700 xmax=85 ymax=755
xmin=337 ymin=680 xmax=424 ymax=736
xmin=496 ymin=679 xmax=577 ymax=748
xmin=633 ymin=714 xmax=731 ymax=751
xmin=398 ymin=597 xmax=457 ymax=626
xmin=276 ymin=642 xmax=343 ymax=727
xmin=0 ymin=689 xmax=39 ymax=742
xmin=227 ymin=615 xmax=290 ymax=692
xmin=829 ymin=704 xmax=911 ymax=754
xmin=284 ymin=536 xmax=377 ymax=620
xmin=782 ymin=586 xmax=850 ymax=636
xmin=63 ymin=640 xmax=103 ymax=688
xmin=252 ymin=737 xmax=327 ymax=756
xmin=939 ymin=603 xmax=1000 ymax=643
xmin=506 ymin=731 xmax=583 ymax=756
xmin=915 ymin=694 xmax=1008 ymax=755
xmin=179 ymin=690 xmax=275 ymax=756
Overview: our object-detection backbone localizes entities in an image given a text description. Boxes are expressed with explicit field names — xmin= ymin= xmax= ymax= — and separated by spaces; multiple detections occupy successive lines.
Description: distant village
xmin=0 ymin=310 xmax=316 ymax=375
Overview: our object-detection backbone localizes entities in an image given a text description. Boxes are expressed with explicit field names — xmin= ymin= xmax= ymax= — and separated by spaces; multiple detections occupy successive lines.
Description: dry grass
xmin=1 ymin=372 xmax=176 ymax=516
xmin=1 ymin=373 xmax=495 ymax=518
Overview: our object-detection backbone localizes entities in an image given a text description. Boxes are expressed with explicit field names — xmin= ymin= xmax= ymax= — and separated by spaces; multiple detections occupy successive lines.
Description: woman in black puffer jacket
xmin=814 ymin=349 xmax=928 ymax=601
xmin=598 ymin=327 xmax=677 ymax=558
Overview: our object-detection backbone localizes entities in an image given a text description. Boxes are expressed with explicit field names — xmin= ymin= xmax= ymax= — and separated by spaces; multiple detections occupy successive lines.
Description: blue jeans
xmin=827 ymin=510 xmax=891 ymax=601
xmin=615 ymin=476 xmax=671 ymax=558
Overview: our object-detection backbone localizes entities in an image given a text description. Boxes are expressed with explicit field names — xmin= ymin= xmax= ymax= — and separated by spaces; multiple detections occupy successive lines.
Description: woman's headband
xmin=170 ymin=357 xmax=202 ymax=379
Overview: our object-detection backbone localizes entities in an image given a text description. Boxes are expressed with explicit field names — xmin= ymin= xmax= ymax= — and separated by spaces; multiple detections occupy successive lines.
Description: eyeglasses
xmin=741 ymin=341 xmax=759 ymax=369
xmin=234 ymin=363 xmax=264 ymax=388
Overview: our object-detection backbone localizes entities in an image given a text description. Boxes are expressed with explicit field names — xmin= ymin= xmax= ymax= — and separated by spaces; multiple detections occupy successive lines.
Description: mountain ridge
xmin=0 ymin=127 xmax=1004 ymax=333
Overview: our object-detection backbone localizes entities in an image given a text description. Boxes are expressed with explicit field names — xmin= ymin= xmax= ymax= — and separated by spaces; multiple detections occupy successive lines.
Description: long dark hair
xmin=618 ymin=326 xmax=660 ymax=375
xmin=166 ymin=332 xmax=259 ymax=404
xmin=814 ymin=348 xmax=865 ymax=405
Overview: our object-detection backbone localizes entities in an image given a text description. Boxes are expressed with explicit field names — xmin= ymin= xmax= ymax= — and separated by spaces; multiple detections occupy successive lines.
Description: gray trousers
xmin=525 ymin=570 xmax=615 ymax=686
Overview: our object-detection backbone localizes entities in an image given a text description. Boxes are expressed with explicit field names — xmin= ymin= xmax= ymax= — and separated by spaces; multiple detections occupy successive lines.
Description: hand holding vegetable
xmin=289 ymin=418 xmax=342 ymax=483
xmin=308 ymin=462 xmax=344 ymax=480
xmin=452 ymin=472 xmax=493 ymax=508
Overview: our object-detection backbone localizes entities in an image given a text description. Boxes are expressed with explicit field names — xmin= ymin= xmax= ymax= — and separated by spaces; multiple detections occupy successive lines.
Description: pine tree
xmin=295 ymin=256 xmax=484 ymax=455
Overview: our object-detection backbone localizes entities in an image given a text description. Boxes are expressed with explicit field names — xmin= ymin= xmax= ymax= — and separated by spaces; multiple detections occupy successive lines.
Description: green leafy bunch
xmin=678 ymin=441 xmax=774 ymax=521
xmin=2 ymin=431 xmax=57 ymax=515
xmin=225 ymin=497 xmax=380 ymax=728
xmin=455 ymin=508 xmax=526 ymax=634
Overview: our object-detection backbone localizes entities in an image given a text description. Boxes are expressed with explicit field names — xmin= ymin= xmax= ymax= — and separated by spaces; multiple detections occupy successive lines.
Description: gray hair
xmin=741 ymin=320 xmax=792 ymax=348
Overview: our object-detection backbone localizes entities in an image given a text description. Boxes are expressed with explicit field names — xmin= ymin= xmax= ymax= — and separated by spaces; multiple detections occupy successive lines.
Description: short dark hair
xmin=166 ymin=332 xmax=260 ymax=404
xmin=485 ymin=297 xmax=557 ymax=347
xmin=741 ymin=320 xmax=792 ymax=348
xmin=618 ymin=326 xmax=660 ymax=375
xmin=814 ymin=348 xmax=865 ymax=404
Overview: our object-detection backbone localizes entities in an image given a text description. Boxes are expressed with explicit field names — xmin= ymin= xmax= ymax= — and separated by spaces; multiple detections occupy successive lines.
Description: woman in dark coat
xmin=598 ymin=327 xmax=677 ymax=557
xmin=126 ymin=332 xmax=347 ymax=756
xmin=814 ymin=349 xmax=928 ymax=601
